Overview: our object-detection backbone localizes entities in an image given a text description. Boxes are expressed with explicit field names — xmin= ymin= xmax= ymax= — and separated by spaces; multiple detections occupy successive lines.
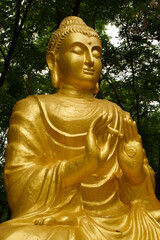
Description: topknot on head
xmin=48 ymin=16 xmax=101 ymax=54
xmin=59 ymin=16 xmax=86 ymax=29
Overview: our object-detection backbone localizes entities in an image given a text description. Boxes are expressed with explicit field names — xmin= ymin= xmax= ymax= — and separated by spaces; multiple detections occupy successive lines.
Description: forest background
xmin=0 ymin=0 xmax=160 ymax=222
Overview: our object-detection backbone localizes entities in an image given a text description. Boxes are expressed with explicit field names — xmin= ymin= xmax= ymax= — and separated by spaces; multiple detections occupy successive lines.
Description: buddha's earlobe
xmin=50 ymin=68 xmax=59 ymax=88
xmin=93 ymin=82 xmax=99 ymax=94
xmin=46 ymin=51 xmax=60 ymax=88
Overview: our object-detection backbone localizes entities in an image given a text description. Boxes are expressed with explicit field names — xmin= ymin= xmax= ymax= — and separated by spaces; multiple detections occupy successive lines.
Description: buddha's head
xmin=46 ymin=16 xmax=102 ymax=94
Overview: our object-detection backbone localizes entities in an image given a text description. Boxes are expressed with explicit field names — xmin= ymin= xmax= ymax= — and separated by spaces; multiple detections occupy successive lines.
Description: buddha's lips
xmin=83 ymin=68 xmax=94 ymax=74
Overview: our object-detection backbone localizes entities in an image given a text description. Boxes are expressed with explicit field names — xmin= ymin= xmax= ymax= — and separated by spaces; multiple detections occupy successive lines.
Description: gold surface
xmin=0 ymin=16 xmax=160 ymax=240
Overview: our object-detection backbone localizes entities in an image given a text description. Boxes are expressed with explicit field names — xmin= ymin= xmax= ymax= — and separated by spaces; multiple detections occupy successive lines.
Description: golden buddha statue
xmin=0 ymin=16 xmax=160 ymax=240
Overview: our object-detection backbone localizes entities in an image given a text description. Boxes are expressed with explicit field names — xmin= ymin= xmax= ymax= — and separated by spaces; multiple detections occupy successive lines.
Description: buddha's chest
xmin=41 ymin=98 xmax=105 ymax=159
xmin=46 ymin=98 xmax=102 ymax=134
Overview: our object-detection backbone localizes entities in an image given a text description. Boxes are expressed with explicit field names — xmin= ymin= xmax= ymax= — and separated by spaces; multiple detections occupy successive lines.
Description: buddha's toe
xmin=34 ymin=217 xmax=46 ymax=225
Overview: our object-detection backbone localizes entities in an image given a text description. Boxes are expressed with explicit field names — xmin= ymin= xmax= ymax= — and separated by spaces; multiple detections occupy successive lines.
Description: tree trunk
xmin=73 ymin=0 xmax=82 ymax=16
xmin=0 ymin=0 xmax=33 ymax=87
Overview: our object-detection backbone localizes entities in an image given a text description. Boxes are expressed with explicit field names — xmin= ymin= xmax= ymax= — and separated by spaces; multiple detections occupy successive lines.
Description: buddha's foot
xmin=34 ymin=215 xmax=78 ymax=226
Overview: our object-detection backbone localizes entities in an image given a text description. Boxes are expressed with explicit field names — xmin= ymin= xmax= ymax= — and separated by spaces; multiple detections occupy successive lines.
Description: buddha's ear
xmin=46 ymin=51 xmax=60 ymax=88
xmin=93 ymin=82 xmax=99 ymax=94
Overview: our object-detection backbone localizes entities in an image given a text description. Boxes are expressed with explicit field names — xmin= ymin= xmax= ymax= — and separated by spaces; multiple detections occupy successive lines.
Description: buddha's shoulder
xmin=12 ymin=94 xmax=57 ymax=118
xmin=13 ymin=94 xmax=55 ymax=110
xmin=13 ymin=95 xmax=37 ymax=111
xmin=98 ymin=98 xmax=122 ymax=111
xmin=99 ymin=99 xmax=131 ymax=119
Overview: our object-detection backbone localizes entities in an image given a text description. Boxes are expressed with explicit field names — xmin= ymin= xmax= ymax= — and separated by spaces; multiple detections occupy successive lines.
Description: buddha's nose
xmin=85 ymin=51 xmax=94 ymax=67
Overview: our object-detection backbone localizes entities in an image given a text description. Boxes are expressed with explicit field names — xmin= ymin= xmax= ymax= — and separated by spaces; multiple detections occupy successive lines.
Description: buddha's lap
xmin=1 ymin=208 xmax=160 ymax=240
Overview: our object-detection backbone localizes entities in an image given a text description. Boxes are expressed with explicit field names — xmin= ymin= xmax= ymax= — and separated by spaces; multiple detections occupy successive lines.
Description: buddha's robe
xmin=0 ymin=93 xmax=160 ymax=240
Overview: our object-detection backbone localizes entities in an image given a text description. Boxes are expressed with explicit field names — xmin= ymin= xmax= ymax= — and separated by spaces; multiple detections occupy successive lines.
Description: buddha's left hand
xmin=118 ymin=118 xmax=146 ymax=185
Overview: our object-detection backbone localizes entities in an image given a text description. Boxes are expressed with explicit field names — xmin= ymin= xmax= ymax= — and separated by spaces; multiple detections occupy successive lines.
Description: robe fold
xmin=0 ymin=93 xmax=160 ymax=240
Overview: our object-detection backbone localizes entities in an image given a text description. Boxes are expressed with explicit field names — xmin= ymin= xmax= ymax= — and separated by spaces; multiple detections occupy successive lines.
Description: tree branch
xmin=14 ymin=0 xmax=21 ymax=33
xmin=101 ymin=73 xmax=123 ymax=109
xmin=120 ymin=15 xmax=140 ymax=125
xmin=106 ymin=78 xmax=123 ymax=109
xmin=92 ymin=6 xmax=99 ymax=29
xmin=0 ymin=0 xmax=33 ymax=87
xmin=73 ymin=0 xmax=82 ymax=16
xmin=124 ymin=25 xmax=140 ymax=125
xmin=55 ymin=0 xmax=62 ymax=28
xmin=19 ymin=0 xmax=33 ymax=31
xmin=0 ymin=46 xmax=6 ymax=61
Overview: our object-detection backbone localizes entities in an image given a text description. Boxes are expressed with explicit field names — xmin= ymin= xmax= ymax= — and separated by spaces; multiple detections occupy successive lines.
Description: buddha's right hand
xmin=62 ymin=113 xmax=115 ymax=187
xmin=86 ymin=113 xmax=114 ymax=167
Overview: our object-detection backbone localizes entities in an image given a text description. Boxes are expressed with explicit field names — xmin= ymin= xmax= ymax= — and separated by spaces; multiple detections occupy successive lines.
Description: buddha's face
xmin=57 ymin=33 xmax=102 ymax=90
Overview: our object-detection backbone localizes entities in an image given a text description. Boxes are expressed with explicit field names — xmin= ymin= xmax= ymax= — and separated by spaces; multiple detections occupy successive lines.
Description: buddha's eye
xmin=70 ymin=46 xmax=83 ymax=55
xmin=92 ymin=49 xmax=101 ymax=58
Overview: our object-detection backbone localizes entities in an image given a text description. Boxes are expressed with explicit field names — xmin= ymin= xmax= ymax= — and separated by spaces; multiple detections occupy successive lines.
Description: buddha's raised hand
xmin=61 ymin=113 xmax=117 ymax=187
xmin=118 ymin=119 xmax=146 ymax=185
xmin=86 ymin=113 xmax=117 ymax=167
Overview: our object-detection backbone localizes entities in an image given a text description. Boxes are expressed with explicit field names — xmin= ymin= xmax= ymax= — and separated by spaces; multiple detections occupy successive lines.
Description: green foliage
xmin=98 ymin=0 xmax=160 ymax=178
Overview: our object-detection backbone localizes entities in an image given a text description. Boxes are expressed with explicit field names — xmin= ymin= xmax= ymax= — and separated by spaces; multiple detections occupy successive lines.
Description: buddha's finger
xmin=86 ymin=132 xmax=97 ymax=154
xmin=143 ymin=149 xmax=146 ymax=159
xmin=107 ymin=126 xmax=119 ymax=135
xmin=106 ymin=114 xmax=113 ymax=125
xmin=133 ymin=122 xmax=142 ymax=143
xmin=103 ymin=132 xmax=121 ymax=158
xmin=102 ymin=132 xmax=108 ymax=143
xmin=95 ymin=114 xmax=113 ymax=136
xmin=101 ymin=133 xmax=112 ymax=160
xmin=123 ymin=119 xmax=128 ymax=142
xmin=126 ymin=119 xmax=133 ymax=142
xmin=94 ymin=113 xmax=108 ymax=135
xmin=138 ymin=134 xmax=142 ymax=144
xmin=95 ymin=123 xmax=108 ymax=136
xmin=95 ymin=113 xmax=107 ymax=127
xmin=100 ymin=114 xmax=113 ymax=135
xmin=96 ymin=125 xmax=116 ymax=143
xmin=132 ymin=121 xmax=139 ymax=141
xmin=117 ymin=137 xmax=124 ymax=156
xmin=98 ymin=113 xmax=109 ymax=128
xmin=89 ymin=113 xmax=103 ymax=133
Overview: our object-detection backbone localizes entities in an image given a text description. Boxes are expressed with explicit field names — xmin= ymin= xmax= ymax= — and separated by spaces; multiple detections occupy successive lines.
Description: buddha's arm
xmin=61 ymin=114 xmax=101 ymax=187
xmin=61 ymin=154 xmax=97 ymax=187
xmin=62 ymin=113 xmax=114 ymax=187
xmin=5 ymin=97 xmax=66 ymax=217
